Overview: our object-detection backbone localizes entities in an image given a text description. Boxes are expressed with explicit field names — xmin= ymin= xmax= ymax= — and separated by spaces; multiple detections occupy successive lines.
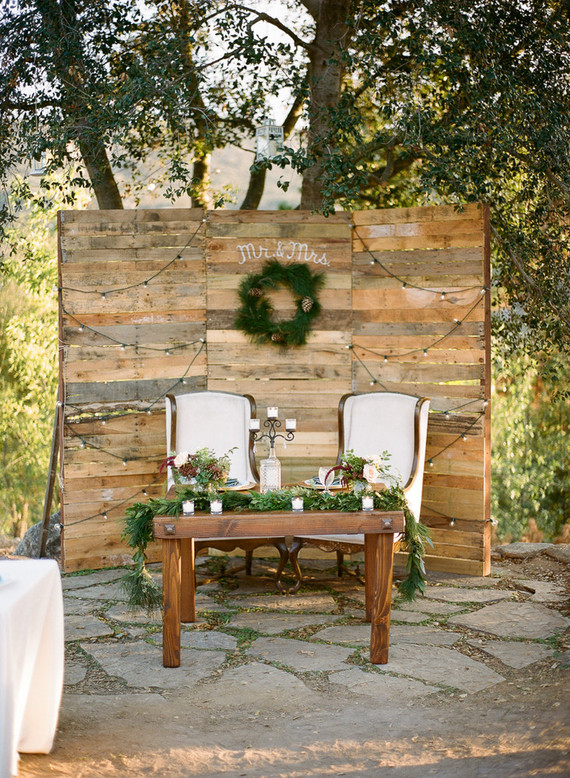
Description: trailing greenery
xmin=122 ymin=485 xmax=431 ymax=611
xmin=234 ymin=260 xmax=325 ymax=348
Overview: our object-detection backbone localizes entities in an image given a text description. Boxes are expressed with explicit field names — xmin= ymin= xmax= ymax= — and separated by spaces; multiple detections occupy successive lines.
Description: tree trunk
xmin=240 ymin=167 xmax=268 ymax=210
xmin=78 ymin=133 xmax=124 ymax=209
xmin=37 ymin=0 xmax=123 ymax=209
xmin=300 ymin=0 xmax=353 ymax=210
xmin=191 ymin=154 xmax=211 ymax=208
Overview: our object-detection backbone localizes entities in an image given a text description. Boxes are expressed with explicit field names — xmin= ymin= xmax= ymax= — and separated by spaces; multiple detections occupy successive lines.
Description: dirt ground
xmin=13 ymin=552 xmax=570 ymax=778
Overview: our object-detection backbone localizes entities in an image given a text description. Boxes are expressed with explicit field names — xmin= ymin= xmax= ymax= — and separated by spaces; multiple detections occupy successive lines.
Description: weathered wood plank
xmin=352 ymin=203 xmax=483 ymax=225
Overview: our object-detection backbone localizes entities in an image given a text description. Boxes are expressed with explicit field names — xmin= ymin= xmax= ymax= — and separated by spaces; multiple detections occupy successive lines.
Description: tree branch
xmin=230 ymin=4 xmax=312 ymax=50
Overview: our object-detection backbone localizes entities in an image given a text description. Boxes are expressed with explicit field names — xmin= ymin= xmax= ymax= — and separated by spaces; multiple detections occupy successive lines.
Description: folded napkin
xmin=310 ymin=475 xmax=342 ymax=487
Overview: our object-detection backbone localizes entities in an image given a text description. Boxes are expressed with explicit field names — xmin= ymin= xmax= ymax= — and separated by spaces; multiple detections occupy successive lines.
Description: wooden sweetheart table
xmin=153 ymin=505 xmax=404 ymax=668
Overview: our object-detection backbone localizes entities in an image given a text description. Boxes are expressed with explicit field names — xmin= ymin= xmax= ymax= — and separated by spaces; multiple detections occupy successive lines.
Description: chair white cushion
xmin=166 ymin=391 xmax=256 ymax=488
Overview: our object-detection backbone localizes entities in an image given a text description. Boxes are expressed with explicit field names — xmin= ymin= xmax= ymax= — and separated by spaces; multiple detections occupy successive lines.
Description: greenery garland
xmin=122 ymin=486 xmax=432 ymax=611
xmin=234 ymin=259 xmax=325 ymax=347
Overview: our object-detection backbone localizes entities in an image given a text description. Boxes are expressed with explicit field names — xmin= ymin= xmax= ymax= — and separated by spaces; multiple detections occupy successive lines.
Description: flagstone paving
xmin=80 ymin=640 xmax=227 ymax=690
xmin=246 ymin=636 xmax=355 ymax=671
xmin=329 ymin=667 xmax=439 ymax=701
xmin=65 ymin=614 xmax=114 ymax=641
xmin=379 ymin=644 xmax=506 ymax=693
xmin=466 ymin=639 xmax=554 ymax=669
xmin=227 ymin=612 xmax=342 ymax=634
xmin=423 ymin=586 xmax=512 ymax=603
xmin=448 ymin=601 xmax=570 ymax=639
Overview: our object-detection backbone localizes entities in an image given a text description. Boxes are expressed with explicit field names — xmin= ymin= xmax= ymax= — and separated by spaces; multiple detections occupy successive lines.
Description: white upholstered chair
xmin=289 ymin=391 xmax=430 ymax=584
xmin=165 ymin=390 xmax=288 ymax=583
xmin=165 ymin=390 xmax=259 ymax=489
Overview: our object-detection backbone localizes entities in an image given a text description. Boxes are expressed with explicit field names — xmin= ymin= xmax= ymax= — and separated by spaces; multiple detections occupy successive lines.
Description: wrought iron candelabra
xmin=250 ymin=411 xmax=296 ymax=493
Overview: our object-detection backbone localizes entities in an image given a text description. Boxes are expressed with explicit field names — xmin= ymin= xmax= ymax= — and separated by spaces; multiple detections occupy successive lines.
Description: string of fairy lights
xmin=60 ymin=218 xmax=490 ymax=531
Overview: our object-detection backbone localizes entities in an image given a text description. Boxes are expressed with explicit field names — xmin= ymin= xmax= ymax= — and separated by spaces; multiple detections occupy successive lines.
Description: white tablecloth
xmin=0 ymin=559 xmax=64 ymax=777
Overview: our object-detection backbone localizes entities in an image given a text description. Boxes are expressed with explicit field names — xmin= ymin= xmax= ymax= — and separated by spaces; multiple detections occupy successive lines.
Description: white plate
xmin=303 ymin=478 xmax=343 ymax=490
xmin=221 ymin=481 xmax=257 ymax=491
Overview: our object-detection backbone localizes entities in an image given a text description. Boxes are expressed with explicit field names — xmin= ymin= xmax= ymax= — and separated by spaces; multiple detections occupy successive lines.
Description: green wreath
xmin=234 ymin=259 xmax=325 ymax=347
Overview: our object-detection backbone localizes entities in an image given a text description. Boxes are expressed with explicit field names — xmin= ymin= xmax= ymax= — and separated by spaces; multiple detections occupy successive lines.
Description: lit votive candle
xmin=182 ymin=499 xmax=194 ymax=515
xmin=249 ymin=418 xmax=260 ymax=431
xmin=362 ymin=494 xmax=374 ymax=512
xmin=210 ymin=499 xmax=223 ymax=515
xmin=285 ymin=418 xmax=296 ymax=431
xmin=267 ymin=406 xmax=278 ymax=419
xmin=292 ymin=496 xmax=304 ymax=512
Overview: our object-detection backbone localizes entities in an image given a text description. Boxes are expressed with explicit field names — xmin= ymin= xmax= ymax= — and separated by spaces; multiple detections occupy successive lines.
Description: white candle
xmin=210 ymin=499 xmax=223 ymax=515
xmin=362 ymin=494 xmax=374 ymax=512
xmin=292 ymin=496 xmax=304 ymax=512
xmin=249 ymin=418 xmax=260 ymax=431
xmin=182 ymin=499 xmax=194 ymax=515
xmin=267 ymin=406 xmax=278 ymax=419
xmin=285 ymin=418 xmax=296 ymax=431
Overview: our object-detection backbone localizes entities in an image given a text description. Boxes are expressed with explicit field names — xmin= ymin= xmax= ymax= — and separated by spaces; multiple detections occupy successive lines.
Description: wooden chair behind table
xmin=289 ymin=391 xmax=430 ymax=588
xmin=165 ymin=390 xmax=288 ymax=586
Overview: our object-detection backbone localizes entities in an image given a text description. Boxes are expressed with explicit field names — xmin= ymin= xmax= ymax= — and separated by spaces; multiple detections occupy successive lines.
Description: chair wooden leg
xmin=288 ymin=538 xmax=304 ymax=593
xmin=245 ymin=548 xmax=253 ymax=576
xmin=274 ymin=540 xmax=289 ymax=593
xmin=336 ymin=550 xmax=344 ymax=577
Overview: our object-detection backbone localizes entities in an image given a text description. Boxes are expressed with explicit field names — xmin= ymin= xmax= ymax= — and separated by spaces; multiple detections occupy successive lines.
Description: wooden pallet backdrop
xmin=58 ymin=205 xmax=490 ymax=574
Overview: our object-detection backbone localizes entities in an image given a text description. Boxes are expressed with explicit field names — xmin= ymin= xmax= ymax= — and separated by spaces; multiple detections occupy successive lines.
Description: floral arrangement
xmin=327 ymin=449 xmax=398 ymax=493
xmin=160 ymin=447 xmax=235 ymax=491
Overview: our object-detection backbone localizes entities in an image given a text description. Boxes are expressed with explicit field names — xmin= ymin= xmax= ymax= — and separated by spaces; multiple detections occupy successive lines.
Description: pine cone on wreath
xmin=271 ymin=331 xmax=283 ymax=343
xmin=248 ymin=287 xmax=263 ymax=297
xmin=301 ymin=296 xmax=314 ymax=313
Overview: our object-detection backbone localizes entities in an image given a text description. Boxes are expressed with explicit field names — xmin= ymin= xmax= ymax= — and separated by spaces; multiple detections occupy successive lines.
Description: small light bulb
xmin=79 ymin=324 xmax=85 ymax=332
xmin=441 ymin=292 xmax=446 ymax=300
xmin=101 ymin=292 xmax=106 ymax=300
xmin=428 ymin=459 xmax=434 ymax=467
xmin=103 ymin=512 xmax=108 ymax=520
xmin=423 ymin=349 xmax=428 ymax=357
xmin=383 ymin=355 xmax=388 ymax=363
xmin=461 ymin=434 xmax=466 ymax=441
xmin=123 ymin=458 xmax=127 ymax=466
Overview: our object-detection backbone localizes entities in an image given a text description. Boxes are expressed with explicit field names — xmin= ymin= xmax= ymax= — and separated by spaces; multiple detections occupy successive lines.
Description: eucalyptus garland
xmin=234 ymin=259 xmax=325 ymax=347
xmin=122 ymin=486 xmax=431 ymax=611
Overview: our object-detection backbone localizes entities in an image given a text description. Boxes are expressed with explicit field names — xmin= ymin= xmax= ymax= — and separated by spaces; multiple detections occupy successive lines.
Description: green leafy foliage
xmin=492 ymin=352 xmax=569 ymax=542
xmin=0 ymin=195 xmax=60 ymax=534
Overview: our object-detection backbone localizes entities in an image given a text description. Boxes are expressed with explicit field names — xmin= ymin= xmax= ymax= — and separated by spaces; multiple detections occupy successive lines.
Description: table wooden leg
xmin=367 ymin=532 xmax=395 ymax=665
xmin=162 ymin=538 xmax=181 ymax=668
xmin=180 ymin=538 xmax=195 ymax=623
